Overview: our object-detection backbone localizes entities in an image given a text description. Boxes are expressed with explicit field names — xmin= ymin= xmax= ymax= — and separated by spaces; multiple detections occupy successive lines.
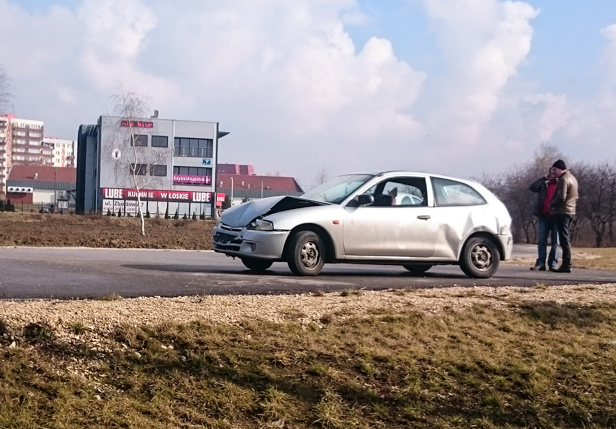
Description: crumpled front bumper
xmin=212 ymin=225 xmax=290 ymax=260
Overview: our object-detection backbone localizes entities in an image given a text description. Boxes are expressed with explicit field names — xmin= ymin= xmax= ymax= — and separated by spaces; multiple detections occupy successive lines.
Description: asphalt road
xmin=0 ymin=245 xmax=614 ymax=300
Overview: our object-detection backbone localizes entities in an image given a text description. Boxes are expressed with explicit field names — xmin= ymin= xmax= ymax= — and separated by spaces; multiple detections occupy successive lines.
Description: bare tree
xmin=576 ymin=162 xmax=616 ymax=247
xmin=0 ymin=66 xmax=11 ymax=115
xmin=106 ymin=87 xmax=166 ymax=235
xmin=311 ymin=163 xmax=330 ymax=188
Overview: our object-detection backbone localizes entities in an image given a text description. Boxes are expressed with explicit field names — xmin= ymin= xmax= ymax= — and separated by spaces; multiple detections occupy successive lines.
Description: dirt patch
xmin=0 ymin=213 xmax=214 ymax=250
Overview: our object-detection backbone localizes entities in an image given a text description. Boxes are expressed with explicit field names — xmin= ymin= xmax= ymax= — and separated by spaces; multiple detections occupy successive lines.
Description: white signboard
xmin=103 ymin=199 xmax=146 ymax=215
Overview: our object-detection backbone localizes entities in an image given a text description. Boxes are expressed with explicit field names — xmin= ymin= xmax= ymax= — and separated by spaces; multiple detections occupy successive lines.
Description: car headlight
xmin=248 ymin=219 xmax=274 ymax=231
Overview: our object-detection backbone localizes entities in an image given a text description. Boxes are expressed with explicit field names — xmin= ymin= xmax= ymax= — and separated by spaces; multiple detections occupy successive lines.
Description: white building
xmin=43 ymin=137 xmax=77 ymax=167
xmin=76 ymin=115 xmax=228 ymax=217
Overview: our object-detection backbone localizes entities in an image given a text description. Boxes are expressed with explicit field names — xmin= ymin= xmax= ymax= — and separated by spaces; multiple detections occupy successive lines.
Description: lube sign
xmin=102 ymin=188 xmax=221 ymax=203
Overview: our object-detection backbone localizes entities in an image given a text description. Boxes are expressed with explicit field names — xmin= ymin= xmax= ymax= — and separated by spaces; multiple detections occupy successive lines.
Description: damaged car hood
xmin=220 ymin=196 xmax=326 ymax=227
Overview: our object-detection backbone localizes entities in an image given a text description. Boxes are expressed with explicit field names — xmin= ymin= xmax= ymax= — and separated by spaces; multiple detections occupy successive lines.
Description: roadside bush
xmin=173 ymin=209 xmax=179 ymax=220
xmin=106 ymin=209 xmax=112 ymax=216
xmin=0 ymin=200 xmax=5 ymax=212
xmin=199 ymin=212 xmax=206 ymax=220
xmin=164 ymin=208 xmax=170 ymax=219
xmin=192 ymin=212 xmax=197 ymax=220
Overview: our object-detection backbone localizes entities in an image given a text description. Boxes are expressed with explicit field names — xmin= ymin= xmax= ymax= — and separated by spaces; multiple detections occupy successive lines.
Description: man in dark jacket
xmin=549 ymin=159 xmax=579 ymax=273
xmin=529 ymin=168 xmax=559 ymax=271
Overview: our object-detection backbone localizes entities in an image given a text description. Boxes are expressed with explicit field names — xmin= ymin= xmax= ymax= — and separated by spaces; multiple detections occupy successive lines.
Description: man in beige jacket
xmin=549 ymin=159 xmax=578 ymax=273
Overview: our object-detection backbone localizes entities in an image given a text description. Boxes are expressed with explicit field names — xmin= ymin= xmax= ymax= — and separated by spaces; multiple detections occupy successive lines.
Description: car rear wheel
xmin=459 ymin=236 xmax=500 ymax=278
xmin=241 ymin=257 xmax=273 ymax=272
xmin=403 ymin=264 xmax=433 ymax=274
xmin=287 ymin=231 xmax=325 ymax=276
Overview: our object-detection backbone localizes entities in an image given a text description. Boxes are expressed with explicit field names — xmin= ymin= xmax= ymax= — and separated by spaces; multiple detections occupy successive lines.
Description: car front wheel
xmin=287 ymin=231 xmax=325 ymax=276
xmin=459 ymin=236 xmax=500 ymax=278
xmin=241 ymin=257 xmax=273 ymax=272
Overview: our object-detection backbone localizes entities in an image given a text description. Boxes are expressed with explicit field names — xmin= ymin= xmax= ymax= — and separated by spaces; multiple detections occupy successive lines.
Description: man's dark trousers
xmin=553 ymin=214 xmax=574 ymax=270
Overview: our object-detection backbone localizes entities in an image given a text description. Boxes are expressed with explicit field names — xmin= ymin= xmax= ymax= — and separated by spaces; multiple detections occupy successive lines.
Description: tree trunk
xmin=137 ymin=194 xmax=145 ymax=236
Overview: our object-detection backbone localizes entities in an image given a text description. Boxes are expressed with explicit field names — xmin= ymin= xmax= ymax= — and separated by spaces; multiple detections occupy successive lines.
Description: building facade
xmin=43 ymin=137 xmax=77 ymax=167
xmin=0 ymin=115 xmax=51 ymax=196
xmin=76 ymin=115 xmax=227 ymax=217
xmin=6 ymin=165 xmax=76 ymax=207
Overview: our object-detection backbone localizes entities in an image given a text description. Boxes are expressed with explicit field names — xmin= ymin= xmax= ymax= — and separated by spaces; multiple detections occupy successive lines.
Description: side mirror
xmin=357 ymin=194 xmax=374 ymax=206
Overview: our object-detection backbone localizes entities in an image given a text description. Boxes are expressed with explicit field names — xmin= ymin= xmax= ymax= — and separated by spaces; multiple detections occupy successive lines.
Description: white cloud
xmin=1 ymin=0 xmax=615 ymax=183
xmin=421 ymin=0 xmax=538 ymax=146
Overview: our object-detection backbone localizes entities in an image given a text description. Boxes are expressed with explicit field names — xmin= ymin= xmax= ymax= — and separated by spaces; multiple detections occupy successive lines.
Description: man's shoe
xmin=530 ymin=265 xmax=546 ymax=271
xmin=554 ymin=266 xmax=571 ymax=273
xmin=549 ymin=266 xmax=558 ymax=272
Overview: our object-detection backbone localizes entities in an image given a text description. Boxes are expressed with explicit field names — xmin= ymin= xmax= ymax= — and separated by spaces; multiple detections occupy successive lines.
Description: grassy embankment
xmin=2 ymin=213 xmax=616 ymax=427
xmin=506 ymin=247 xmax=616 ymax=270
xmin=2 ymin=293 xmax=616 ymax=428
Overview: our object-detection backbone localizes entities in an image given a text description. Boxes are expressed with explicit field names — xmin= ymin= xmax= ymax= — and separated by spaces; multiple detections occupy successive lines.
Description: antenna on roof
xmin=151 ymin=110 xmax=159 ymax=119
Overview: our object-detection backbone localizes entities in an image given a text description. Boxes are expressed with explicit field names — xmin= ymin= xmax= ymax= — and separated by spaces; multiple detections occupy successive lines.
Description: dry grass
xmin=2 ymin=300 xmax=616 ymax=428
xmin=506 ymin=247 xmax=616 ymax=270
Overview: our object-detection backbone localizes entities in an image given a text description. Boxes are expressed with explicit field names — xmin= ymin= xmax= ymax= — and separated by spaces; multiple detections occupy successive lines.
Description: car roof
xmin=345 ymin=170 xmax=480 ymax=185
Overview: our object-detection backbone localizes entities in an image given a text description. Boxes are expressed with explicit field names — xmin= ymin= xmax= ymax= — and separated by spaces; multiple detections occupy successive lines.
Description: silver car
xmin=212 ymin=171 xmax=513 ymax=278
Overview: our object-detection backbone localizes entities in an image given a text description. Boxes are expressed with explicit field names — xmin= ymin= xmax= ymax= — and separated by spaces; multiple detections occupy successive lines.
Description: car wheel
xmin=241 ymin=257 xmax=273 ymax=272
xmin=403 ymin=264 xmax=433 ymax=274
xmin=287 ymin=231 xmax=325 ymax=276
xmin=459 ymin=236 xmax=500 ymax=278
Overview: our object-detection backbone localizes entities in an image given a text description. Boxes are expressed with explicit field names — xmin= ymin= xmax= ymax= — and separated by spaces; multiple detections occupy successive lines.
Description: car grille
xmin=214 ymin=232 xmax=237 ymax=244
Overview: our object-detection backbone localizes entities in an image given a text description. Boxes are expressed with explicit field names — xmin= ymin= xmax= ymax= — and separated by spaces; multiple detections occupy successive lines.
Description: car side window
xmin=365 ymin=178 xmax=427 ymax=207
xmin=432 ymin=178 xmax=486 ymax=206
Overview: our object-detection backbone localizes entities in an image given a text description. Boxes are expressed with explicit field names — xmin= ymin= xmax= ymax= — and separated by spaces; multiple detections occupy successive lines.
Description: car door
xmin=428 ymin=176 xmax=491 ymax=259
xmin=342 ymin=176 xmax=439 ymax=258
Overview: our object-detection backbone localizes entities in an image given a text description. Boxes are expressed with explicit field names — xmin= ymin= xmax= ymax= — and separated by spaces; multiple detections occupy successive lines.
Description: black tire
xmin=459 ymin=236 xmax=500 ymax=278
xmin=241 ymin=257 xmax=273 ymax=272
xmin=286 ymin=231 xmax=325 ymax=276
xmin=403 ymin=264 xmax=433 ymax=274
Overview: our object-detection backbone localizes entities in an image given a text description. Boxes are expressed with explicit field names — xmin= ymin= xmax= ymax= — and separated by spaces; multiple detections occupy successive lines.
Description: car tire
xmin=459 ymin=236 xmax=500 ymax=278
xmin=403 ymin=264 xmax=433 ymax=274
xmin=286 ymin=231 xmax=325 ymax=276
xmin=241 ymin=257 xmax=273 ymax=272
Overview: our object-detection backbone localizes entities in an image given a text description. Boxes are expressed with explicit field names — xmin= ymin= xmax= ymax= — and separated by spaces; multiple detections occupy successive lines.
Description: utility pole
xmin=54 ymin=167 xmax=57 ymax=211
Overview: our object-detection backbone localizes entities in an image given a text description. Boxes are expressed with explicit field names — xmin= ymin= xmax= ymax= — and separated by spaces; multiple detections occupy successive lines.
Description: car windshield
xmin=301 ymin=174 xmax=374 ymax=204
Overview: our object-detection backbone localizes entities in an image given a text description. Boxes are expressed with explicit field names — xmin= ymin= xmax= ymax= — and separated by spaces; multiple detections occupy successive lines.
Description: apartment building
xmin=43 ymin=137 xmax=77 ymax=167
xmin=0 ymin=115 xmax=50 ymax=196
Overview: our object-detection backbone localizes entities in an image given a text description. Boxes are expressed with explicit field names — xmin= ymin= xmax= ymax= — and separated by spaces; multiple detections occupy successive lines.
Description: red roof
xmin=218 ymin=174 xmax=303 ymax=193
xmin=8 ymin=165 xmax=76 ymax=183
xmin=218 ymin=164 xmax=255 ymax=175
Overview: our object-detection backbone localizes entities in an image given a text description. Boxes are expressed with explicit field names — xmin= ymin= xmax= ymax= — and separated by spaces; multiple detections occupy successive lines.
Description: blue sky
xmin=1 ymin=0 xmax=615 ymax=185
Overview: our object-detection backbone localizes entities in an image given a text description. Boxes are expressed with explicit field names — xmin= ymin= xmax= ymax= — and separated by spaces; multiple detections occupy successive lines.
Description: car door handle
xmin=417 ymin=215 xmax=431 ymax=220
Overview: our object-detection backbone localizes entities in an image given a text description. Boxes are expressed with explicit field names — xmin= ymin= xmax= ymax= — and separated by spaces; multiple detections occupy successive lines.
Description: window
xmin=432 ymin=178 xmax=486 ymax=206
xmin=151 ymin=135 xmax=168 ymax=147
xmin=364 ymin=177 xmax=427 ymax=207
xmin=131 ymin=134 xmax=148 ymax=147
xmin=173 ymin=137 xmax=213 ymax=158
xmin=172 ymin=166 xmax=212 ymax=185
xmin=130 ymin=163 xmax=147 ymax=175
xmin=172 ymin=166 xmax=212 ymax=176
xmin=150 ymin=164 xmax=167 ymax=176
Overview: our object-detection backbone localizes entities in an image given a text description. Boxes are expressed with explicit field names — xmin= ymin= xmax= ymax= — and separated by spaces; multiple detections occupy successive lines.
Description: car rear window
xmin=432 ymin=178 xmax=486 ymax=206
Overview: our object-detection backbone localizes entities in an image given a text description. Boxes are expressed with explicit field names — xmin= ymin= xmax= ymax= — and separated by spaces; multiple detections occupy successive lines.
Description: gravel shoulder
xmin=2 ymin=284 xmax=615 ymax=350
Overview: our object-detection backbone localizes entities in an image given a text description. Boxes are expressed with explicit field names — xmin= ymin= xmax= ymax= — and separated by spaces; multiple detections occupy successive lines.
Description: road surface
xmin=1 ymin=244 xmax=614 ymax=299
